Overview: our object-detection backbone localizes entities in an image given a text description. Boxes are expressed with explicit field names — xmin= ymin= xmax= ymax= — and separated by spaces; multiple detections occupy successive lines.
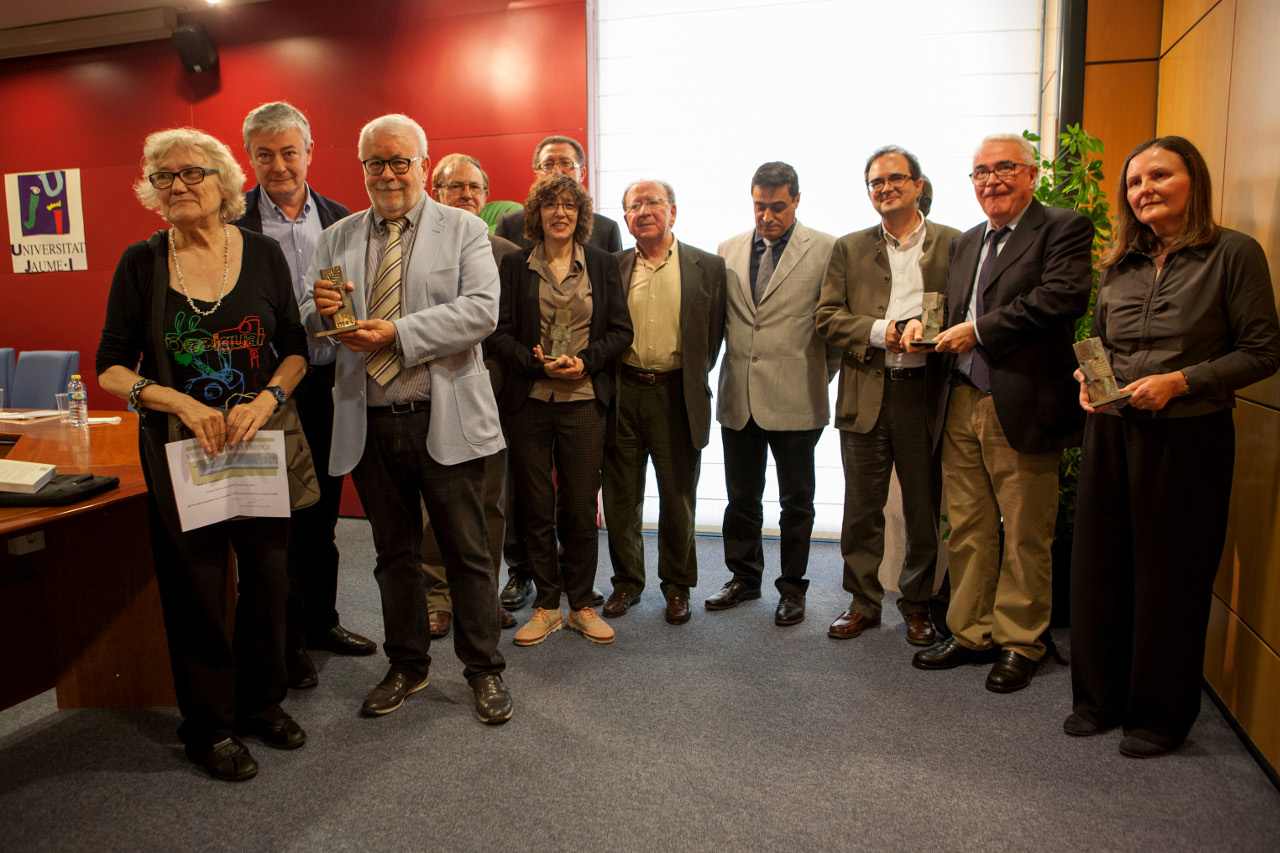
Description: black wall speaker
xmin=172 ymin=23 xmax=218 ymax=74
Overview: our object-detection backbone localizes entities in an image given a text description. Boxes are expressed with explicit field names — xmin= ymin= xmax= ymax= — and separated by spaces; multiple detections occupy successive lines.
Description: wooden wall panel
xmin=1221 ymin=0 xmax=1280 ymax=409
xmin=1082 ymin=61 xmax=1158 ymax=200
xmin=1087 ymin=0 xmax=1163 ymax=62
xmin=1162 ymin=0 xmax=1223 ymax=53
xmin=1204 ymin=596 xmax=1280 ymax=770
xmin=1156 ymin=0 xmax=1236 ymax=221
xmin=1215 ymin=401 xmax=1280 ymax=652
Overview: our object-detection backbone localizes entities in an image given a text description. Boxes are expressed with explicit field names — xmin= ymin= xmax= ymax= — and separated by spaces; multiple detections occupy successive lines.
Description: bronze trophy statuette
xmin=546 ymin=309 xmax=572 ymax=360
xmin=913 ymin=292 xmax=944 ymax=346
xmin=1074 ymin=337 xmax=1132 ymax=407
xmin=312 ymin=265 xmax=360 ymax=338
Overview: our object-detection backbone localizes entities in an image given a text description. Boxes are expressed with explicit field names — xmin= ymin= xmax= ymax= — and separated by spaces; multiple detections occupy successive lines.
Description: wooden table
xmin=0 ymin=412 xmax=175 ymax=710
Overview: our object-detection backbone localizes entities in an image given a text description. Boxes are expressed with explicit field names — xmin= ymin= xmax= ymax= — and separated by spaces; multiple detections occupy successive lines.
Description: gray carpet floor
xmin=1 ymin=520 xmax=1278 ymax=852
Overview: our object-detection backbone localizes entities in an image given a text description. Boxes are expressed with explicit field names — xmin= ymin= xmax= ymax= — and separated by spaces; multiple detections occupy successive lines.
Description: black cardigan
xmin=489 ymin=243 xmax=633 ymax=416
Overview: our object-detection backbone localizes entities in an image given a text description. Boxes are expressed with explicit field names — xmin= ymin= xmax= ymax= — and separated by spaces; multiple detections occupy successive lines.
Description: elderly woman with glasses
xmin=96 ymin=127 xmax=309 ymax=781
xmin=489 ymin=173 xmax=632 ymax=648
xmin=1066 ymin=136 xmax=1280 ymax=758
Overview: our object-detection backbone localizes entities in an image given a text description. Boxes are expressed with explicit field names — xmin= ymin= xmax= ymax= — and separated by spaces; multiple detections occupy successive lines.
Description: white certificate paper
xmin=164 ymin=431 xmax=290 ymax=531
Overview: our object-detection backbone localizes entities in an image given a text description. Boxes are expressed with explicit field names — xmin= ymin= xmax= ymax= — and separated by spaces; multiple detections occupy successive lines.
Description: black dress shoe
xmin=287 ymin=649 xmax=318 ymax=690
xmin=1063 ymin=713 xmax=1114 ymax=737
xmin=185 ymin=736 xmax=258 ymax=782
xmin=590 ymin=588 xmax=605 ymax=606
xmin=500 ymin=571 xmax=534 ymax=610
xmin=470 ymin=673 xmax=513 ymax=725
xmin=775 ymin=593 xmax=805 ymax=626
xmin=237 ymin=710 xmax=307 ymax=750
xmin=911 ymin=636 xmax=999 ymax=670
xmin=361 ymin=665 xmax=430 ymax=716
xmin=985 ymin=649 xmax=1037 ymax=693
xmin=308 ymin=624 xmax=377 ymax=656
xmin=1119 ymin=735 xmax=1172 ymax=758
xmin=704 ymin=580 xmax=762 ymax=611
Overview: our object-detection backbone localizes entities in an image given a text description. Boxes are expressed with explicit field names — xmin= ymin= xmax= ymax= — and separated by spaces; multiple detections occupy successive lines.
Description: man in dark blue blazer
xmin=235 ymin=102 xmax=373 ymax=690
xmin=905 ymin=134 xmax=1091 ymax=694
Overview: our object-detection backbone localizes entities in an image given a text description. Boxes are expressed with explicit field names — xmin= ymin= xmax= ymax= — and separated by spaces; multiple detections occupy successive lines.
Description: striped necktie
xmin=366 ymin=217 xmax=406 ymax=385
xmin=969 ymin=225 xmax=1009 ymax=393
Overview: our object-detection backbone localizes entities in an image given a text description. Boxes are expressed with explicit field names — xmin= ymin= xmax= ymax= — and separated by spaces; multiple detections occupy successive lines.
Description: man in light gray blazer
xmin=707 ymin=162 xmax=838 ymax=626
xmin=300 ymin=114 xmax=511 ymax=725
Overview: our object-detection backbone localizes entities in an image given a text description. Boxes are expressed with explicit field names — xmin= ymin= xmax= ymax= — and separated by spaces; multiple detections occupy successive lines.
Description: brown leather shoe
xmin=499 ymin=608 xmax=517 ymax=629
xmin=665 ymin=597 xmax=691 ymax=625
xmin=903 ymin=612 xmax=936 ymax=646
xmin=428 ymin=611 xmax=452 ymax=639
xmin=828 ymin=609 xmax=881 ymax=639
xmin=602 ymin=590 xmax=640 ymax=619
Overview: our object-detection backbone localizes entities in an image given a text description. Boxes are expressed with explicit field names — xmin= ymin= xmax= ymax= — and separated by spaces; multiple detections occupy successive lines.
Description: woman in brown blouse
xmin=489 ymin=174 xmax=632 ymax=647
xmin=1066 ymin=136 xmax=1280 ymax=758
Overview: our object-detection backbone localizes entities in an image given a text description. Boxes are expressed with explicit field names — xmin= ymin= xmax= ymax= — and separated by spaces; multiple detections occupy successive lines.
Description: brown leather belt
xmin=621 ymin=364 xmax=682 ymax=385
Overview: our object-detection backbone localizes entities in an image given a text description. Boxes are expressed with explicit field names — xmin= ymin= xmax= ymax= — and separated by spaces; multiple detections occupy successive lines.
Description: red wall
xmin=0 ymin=0 xmax=593 ymax=410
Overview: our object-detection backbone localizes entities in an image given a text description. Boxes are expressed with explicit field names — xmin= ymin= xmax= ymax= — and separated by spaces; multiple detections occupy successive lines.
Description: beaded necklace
xmin=170 ymin=225 xmax=230 ymax=317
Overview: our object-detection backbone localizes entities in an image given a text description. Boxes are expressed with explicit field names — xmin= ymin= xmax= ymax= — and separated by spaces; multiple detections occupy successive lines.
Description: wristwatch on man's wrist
xmin=262 ymin=385 xmax=288 ymax=410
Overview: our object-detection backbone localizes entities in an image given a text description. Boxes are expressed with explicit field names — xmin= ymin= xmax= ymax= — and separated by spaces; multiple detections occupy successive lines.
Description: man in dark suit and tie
xmin=600 ymin=179 xmax=727 ymax=626
xmin=495 ymin=135 xmax=622 ymax=254
xmin=905 ymin=133 xmax=1092 ymax=693
xmin=236 ymin=101 xmax=375 ymax=691
xmin=815 ymin=146 xmax=960 ymax=646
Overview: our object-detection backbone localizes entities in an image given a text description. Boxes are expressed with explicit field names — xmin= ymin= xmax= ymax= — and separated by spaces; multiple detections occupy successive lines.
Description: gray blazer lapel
xmin=760 ymin=223 xmax=810 ymax=304
xmin=342 ymin=211 xmax=374 ymax=321
xmin=404 ymin=200 xmax=446 ymax=311
xmin=726 ymin=234 xmax=753 ymax=308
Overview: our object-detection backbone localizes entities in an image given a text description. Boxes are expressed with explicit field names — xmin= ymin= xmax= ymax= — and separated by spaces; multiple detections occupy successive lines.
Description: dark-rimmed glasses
xmin=867 ymin=173 xmax=914 ymax=193
xmin=148 ymin=167 xmax=217 ymax=189
xmin=537 ymin=159 xmax=581 ymax=173
xmin=969 ymin=161 xmax=1033 ymax=184
xmin=362 ymin=156 xmax=422 ymax=176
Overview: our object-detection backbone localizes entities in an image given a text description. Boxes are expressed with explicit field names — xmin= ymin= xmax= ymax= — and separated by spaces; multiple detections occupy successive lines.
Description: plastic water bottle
xmin=67 ymin=374 xmax=88 ymax=427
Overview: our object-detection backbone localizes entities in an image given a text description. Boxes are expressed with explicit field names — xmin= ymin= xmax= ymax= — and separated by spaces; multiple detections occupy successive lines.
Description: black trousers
xmin=721 ymin=417 xmax=823 ymax=595
xmin=507 ymin=398 xmax=606 ymax=611
xmin=139 ymin=417 xmax=289 ymax=749
xmin=351 ymin=406 xmax=504 ymax=681
xmin=285 ymin=362 xmax=343 ymax=651
xmin=1070 ymin=410 xmax=1234 ymax=749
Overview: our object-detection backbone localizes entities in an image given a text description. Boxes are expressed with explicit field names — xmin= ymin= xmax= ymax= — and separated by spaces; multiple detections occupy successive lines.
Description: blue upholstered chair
xmin=0 ymin=348 xmax=14 ymax=407
xmin=10 ymin=350 xmax=80 ymax=409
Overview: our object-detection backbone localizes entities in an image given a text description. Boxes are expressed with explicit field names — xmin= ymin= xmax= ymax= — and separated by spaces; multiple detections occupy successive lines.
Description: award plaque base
xmin=912 ymin=338 xmax=939 ymax=347
xmin=313 ymin=324 xmax=359 ymax=338
xmin=1091 ymin=389 xmax=1133 ymax=408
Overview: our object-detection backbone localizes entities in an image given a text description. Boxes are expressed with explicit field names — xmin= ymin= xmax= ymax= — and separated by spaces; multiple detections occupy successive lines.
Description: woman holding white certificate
xmin=95 ymin=127 xmax=308 ymax=782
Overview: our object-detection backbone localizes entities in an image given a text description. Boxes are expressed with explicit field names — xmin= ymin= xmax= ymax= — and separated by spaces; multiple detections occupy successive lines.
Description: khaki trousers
xmin=941 ymin=382 xmax=1059 ymax=659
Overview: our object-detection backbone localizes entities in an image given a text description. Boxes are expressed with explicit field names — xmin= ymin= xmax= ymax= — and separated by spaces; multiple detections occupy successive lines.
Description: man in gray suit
xmin=601 ymin=180 xmax=727 ymax=626
xmin=707 ymin=162 xmax=838 ymax=626
xmin=494 ymin=135 xmax=622 ymax=253
xmin=300 ymin=115 xmax=512 ymax=725
xmin=814 ymin=146 xmax=960 ymax=646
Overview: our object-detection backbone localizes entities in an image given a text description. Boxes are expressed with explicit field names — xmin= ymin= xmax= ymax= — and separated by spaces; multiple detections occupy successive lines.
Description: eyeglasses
xmin=624 ymin=198 xmax=669 ymax=215
xmin=362 ymin=156 xmax=422 ymax=176
xmin=866 ymin=173 xmax=913 ymax=193
xmin=537 ymin=159 xmax=581 ymax=173
xmin=437 ymin=182 xmax=486 ymax=195
xmin=541 ymin=201 xmax=579 ymax=213
xmin=969 ymin=161 xmax=1033 ymax=184
xmin=148 ymin=167 xmax=217 ymax=189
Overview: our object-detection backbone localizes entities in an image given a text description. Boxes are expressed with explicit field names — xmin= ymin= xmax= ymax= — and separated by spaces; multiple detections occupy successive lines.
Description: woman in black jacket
xmin=489 ymin=174 xmax=632 ymax=648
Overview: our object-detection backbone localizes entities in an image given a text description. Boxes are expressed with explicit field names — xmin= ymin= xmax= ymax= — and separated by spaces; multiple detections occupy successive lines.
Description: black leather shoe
xmin=1119 ymin=735 xmax=1172 ymax=758
xmin=1063 ymin=713 xmax=1113 ymax=737
xmin=911 ymin=636 xmax=999 ymax=670
xmin=470 ymin=673 xmax=513 ymax=725
xmin=237 ymin=710 xmax=307 ymax=750
xmin=985 ymin=649 xmax=1037 ymax=693
xmin=500 ymin=571 xmax=534 ymax=610
xmin=590 ymin=588 xmax=605 ymax=606
xmin=185 ymin=736 xmax=258 ymax=782
xmin=361 ymin=665 xmax=430 ymax=716
xmin=704 ymin=580 xmax=762 ymax=610
xmin=308 ymin=624 xmax=377 ymax=656
xmin=287 ymin=649 xmax=318 ymax=690
xmin=775 ymin=593 xmax=805 ymax=626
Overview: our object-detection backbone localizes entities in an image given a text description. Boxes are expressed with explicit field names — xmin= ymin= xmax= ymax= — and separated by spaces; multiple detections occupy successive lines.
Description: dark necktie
xmin=754 ymin=239 xmax=776 ymax=306
xmin=969 ymin=226 xmax=1009 ymax=393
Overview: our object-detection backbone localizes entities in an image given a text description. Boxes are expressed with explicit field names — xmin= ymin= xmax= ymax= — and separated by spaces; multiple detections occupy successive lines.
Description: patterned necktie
xmin=754 ymin=239 xmax=776 ymax=306
xmin=366 ymin=217 xmax=406 ymax=385
xmin=969 ymin=226 xmax=1009 ymax=393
